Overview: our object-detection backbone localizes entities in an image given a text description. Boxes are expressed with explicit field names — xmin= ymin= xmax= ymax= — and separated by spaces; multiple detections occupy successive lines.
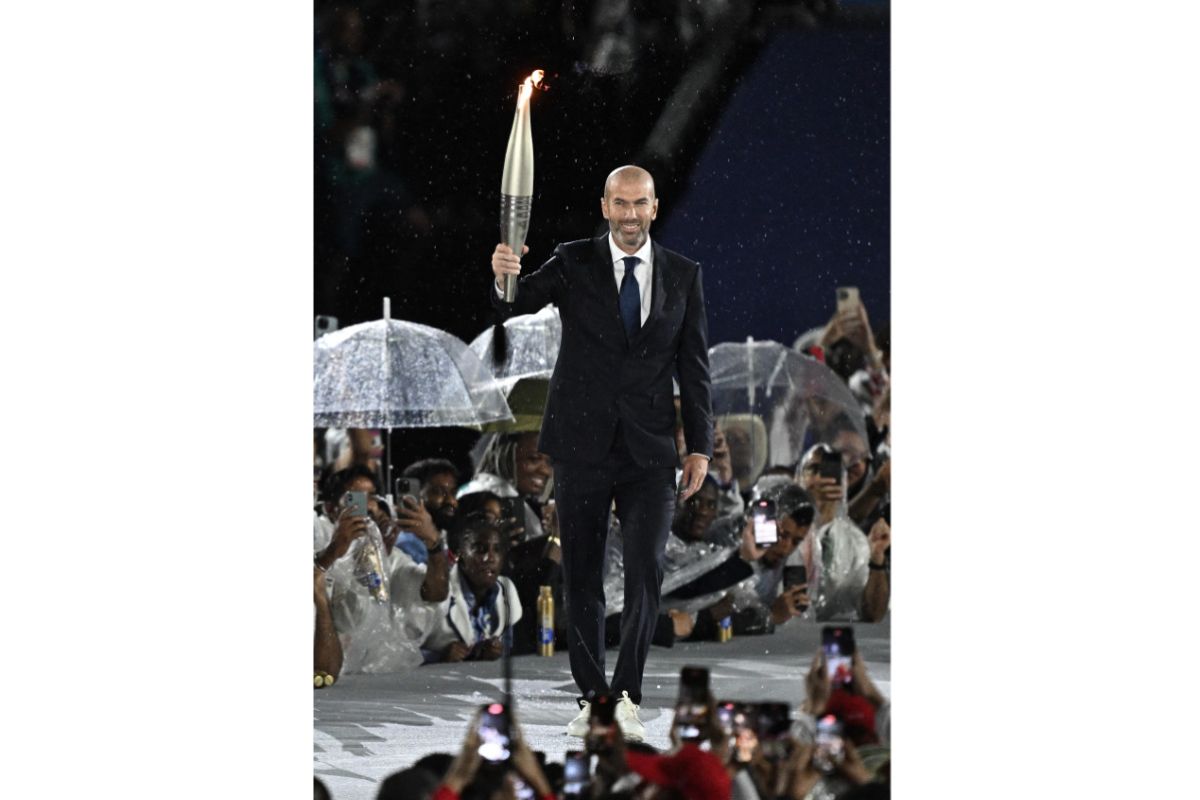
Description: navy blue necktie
xmin=619 ymin=256 xmax=641 ymax=339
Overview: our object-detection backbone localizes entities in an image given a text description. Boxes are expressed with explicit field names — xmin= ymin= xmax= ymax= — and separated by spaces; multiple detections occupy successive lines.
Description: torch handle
xmin=499 ymin=193 xmax=532 ymax=303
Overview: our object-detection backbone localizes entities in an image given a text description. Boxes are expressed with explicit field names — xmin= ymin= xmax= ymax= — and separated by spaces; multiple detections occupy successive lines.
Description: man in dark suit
xmin=490 ymin=166 xmax=713 ymax=740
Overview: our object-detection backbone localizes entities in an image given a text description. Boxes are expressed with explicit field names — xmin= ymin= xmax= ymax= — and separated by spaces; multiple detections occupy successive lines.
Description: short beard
xmin=432 ymin=507 xmax=456 ymax=531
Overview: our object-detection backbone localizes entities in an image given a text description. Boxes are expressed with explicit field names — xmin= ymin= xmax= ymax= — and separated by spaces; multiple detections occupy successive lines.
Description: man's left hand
xmin=678 ymin=454 xmax=709 ymax=501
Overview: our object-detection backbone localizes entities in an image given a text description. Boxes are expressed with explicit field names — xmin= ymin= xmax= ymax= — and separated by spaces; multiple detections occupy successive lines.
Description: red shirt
xmin=625 ymin=743 xmax=732 ymax=800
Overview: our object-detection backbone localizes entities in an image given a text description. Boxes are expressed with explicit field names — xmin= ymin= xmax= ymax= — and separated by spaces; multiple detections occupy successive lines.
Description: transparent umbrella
xmin=469 ymin=305 xmax=561 ymax=394
xmin=314 ymin=299 xmax=514 ymax=490
xmin=709 ymin=338 xmax=867 ymax=485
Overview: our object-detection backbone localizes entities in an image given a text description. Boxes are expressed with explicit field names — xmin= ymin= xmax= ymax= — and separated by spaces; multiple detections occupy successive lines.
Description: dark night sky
xmin=658 ymin=27 xmax=890 ymax=347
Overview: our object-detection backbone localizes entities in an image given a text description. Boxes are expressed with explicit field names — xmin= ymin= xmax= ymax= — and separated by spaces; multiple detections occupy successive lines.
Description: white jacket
xmin=401 ymin=562 xmax=523 ymax=655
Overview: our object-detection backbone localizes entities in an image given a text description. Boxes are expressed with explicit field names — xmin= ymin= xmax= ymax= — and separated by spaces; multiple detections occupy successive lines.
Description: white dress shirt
xmin=607 ymin=234 xmax=653 ymax=326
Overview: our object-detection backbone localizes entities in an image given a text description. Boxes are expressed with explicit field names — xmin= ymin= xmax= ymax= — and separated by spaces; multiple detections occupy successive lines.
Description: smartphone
xmin=393 ymin=477 xmax=420 ymax=507
xmin=586 ymin=694 xmax=618 ymax=754
xmin=813 ymin=714 xmax=845 ymax=773
xmin=512 ymin=778 xmax=536 ymax=800
xmin=716 ymin=701 xmax=756 ymax=763
xmin=755 ymin=702 xmax=791 ymax=761
xmin=822 ymin=626 xmax=856 ymax=688
xmin=344 ymin=490 xmax=369 ymax=518
xmin=679 ymin=665 xmax=710 ymax=701
xmin=715 ymin=701 xmax=743 ymax=739
xmin=674 ymin=666 xmax=711 ymax=743
xmin=783 ymin=565 xmax=807 ymax=588
xmin=591 ymin=694 xmax=616 ymax=724
xmin=476 ymin=703 xmax=512 ymax=764
xmin=836 ymin=287 xmax=860 ymax=314
xmin=562 ymin=751 xmax=592 ymax=799
xmin=750 ymin=498 xmax=778 ymax=546
xmin=817 ymin=456 xmax=844 ymax=483
xmin=314 ymin=314 xmax=338 ymax=340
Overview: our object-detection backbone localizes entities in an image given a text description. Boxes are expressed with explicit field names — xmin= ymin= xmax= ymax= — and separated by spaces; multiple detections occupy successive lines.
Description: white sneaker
xmin=566 ymin=699 xmax=591 ymax=737
xmin=615 ymin=691 xmax=645 ymax=742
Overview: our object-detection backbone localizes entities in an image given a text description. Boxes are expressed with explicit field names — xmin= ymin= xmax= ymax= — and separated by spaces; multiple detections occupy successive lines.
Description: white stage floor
xmin=314 ymin=617 xmax=890 ymax=800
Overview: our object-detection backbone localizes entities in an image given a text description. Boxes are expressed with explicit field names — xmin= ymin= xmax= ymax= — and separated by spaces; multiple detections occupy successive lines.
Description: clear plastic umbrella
xmin=469 ymin=305 xmax=561 ymax=394
xmin=313 ymin=300 xmax=514 ymax=429
xmin=709 ymin=338 xmax=867 ymax=484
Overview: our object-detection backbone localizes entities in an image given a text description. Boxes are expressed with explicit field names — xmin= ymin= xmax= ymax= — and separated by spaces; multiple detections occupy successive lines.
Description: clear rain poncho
xmin=791 ymin=444 xmax=872 ymax=622
xmin=326 ymin=516 xmax=430 ymax=673
xmin=661 ymin=477 xmax=809 ymax=623
xmin=601 ymin=514 xmax=741 ymax=618
xmin=599 ymin=476 xmax=816 ymax=623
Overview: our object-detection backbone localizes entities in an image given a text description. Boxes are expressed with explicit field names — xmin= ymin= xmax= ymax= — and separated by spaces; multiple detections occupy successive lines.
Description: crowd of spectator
xmin=314 ymin=645 xmax=889 ymax=800
xmin=313 ymin=291 xmax=891 ymax=799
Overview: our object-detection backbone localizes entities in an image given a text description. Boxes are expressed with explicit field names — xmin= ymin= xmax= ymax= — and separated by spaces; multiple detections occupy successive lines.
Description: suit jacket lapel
xmin=592 ymin=234 xmax=627 ymax=343
xmin=631 ymin=240 xmax=668 ymax=346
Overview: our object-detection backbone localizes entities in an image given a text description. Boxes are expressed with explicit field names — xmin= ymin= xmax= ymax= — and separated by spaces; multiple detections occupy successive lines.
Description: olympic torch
xmin=499 ymin=70 xmax=544 ymax=303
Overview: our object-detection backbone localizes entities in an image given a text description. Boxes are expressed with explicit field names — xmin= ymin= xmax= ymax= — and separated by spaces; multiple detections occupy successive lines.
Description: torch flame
xmin=517 ymin=69 xmax=546 ymax=109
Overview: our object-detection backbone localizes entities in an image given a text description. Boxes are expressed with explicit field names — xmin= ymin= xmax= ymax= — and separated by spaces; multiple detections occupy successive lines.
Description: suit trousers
xmin=553 ymin=432 xmax=675 ymax=706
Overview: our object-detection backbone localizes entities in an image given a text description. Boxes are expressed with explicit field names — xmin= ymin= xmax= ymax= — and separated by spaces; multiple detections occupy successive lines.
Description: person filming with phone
xmin=409 ymin=515 xmax=522 ymax=663
xmin=657 ymin=478 xmax=813 ymax=641
xmin=798 ymin=444 xmax=889 ymax=623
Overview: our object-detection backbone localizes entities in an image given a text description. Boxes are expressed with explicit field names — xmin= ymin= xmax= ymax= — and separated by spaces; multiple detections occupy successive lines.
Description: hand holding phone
xmin=476 ymin=702 xmax=512 ymax=764
xmin=343 ymin=490 xmax=369 ymax=518
xmin=836 ymin=287 xmax=861 ymax=314
xmin=393 ymin=477 xmax=420 ymax=506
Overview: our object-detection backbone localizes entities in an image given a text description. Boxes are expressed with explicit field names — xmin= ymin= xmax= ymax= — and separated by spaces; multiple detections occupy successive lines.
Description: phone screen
xmin=822 ymin=626 xmax=855 ymax=688
xmin=512 ymin=778 xmax=536 ymax=800
xmin=562 ymin=752 xmax=591 ymax=798
xmin=751 ymin=499 xmax=778 ymax=545
xmin=813 ymin=714 xmax=845 ymax=772
xmin=755 ymin=702 xmax=791 ymax=761
xmin=675 ymin=666 xmax=711 ymax=743
xmin=477 ymin=703 xmax=511 ymax=764
xmin=715 ymin=701 xmax=740 ymax=738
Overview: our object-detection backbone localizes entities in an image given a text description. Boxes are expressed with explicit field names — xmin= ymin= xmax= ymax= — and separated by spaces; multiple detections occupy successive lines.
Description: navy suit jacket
xmin=493 ymin=235 xmax=714 ymax=468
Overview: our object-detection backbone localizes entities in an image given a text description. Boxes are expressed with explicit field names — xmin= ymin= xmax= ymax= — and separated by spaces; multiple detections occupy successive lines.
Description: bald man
xmin=490 ymin=166 xmax=713 ymax=741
